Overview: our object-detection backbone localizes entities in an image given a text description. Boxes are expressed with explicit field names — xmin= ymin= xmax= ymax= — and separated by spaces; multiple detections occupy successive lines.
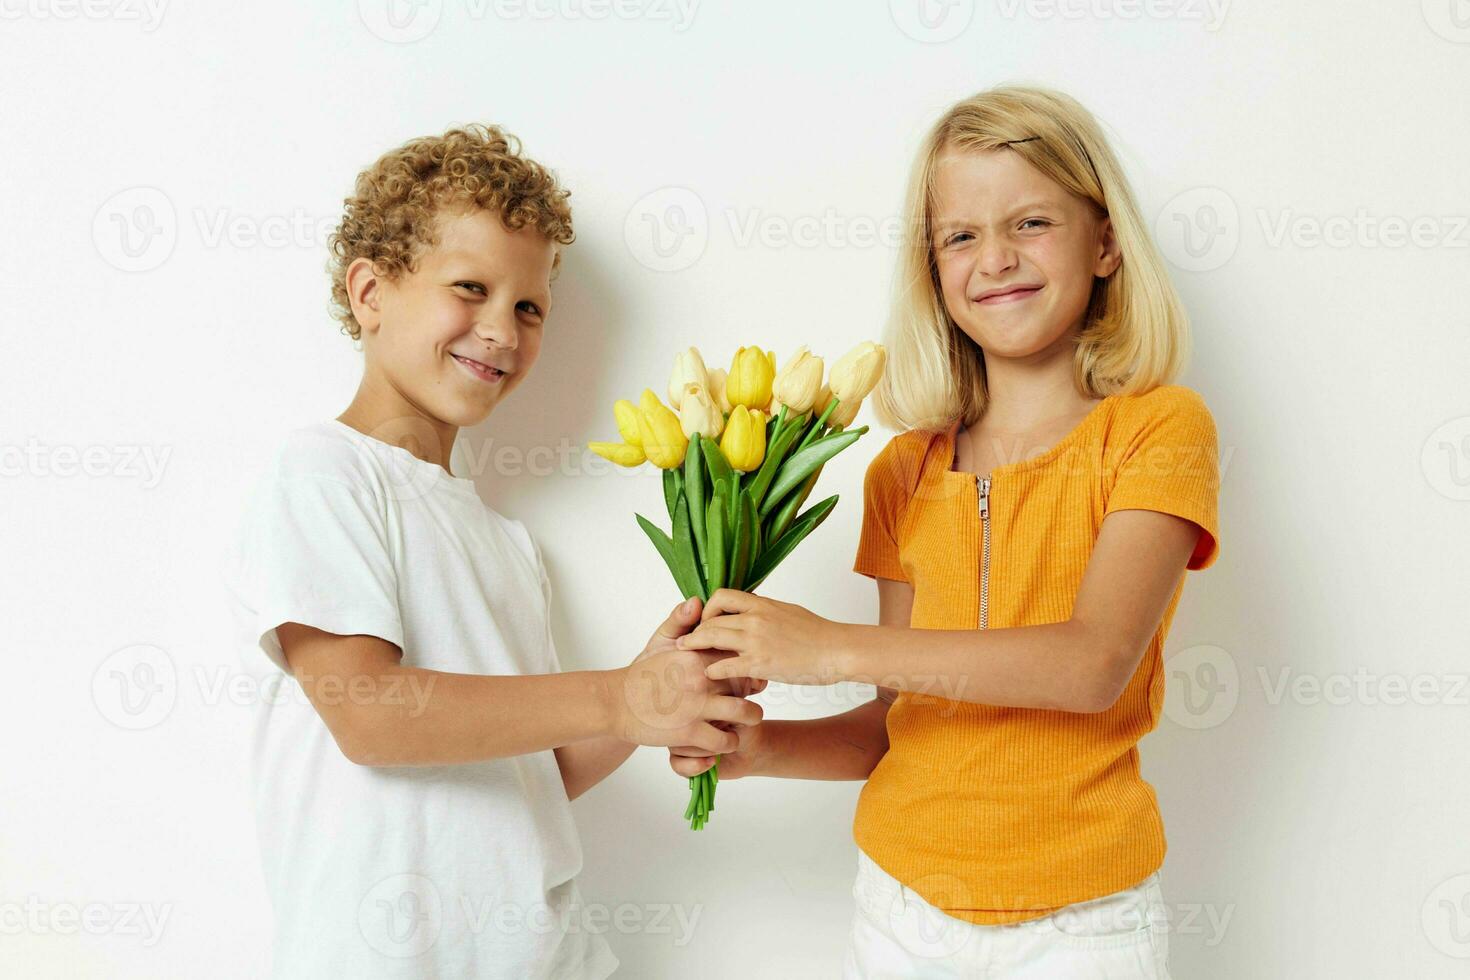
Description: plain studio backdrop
xmin=3 ymin=2 xmax=1468 ymax=977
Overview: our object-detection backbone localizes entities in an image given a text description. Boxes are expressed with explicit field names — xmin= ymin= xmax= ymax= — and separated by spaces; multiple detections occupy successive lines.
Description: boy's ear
xmin=346 ymin=257 xmax=384 ymax=335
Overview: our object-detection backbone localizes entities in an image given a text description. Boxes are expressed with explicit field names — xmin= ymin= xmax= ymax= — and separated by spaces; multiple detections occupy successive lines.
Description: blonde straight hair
xmin=872 ymin=86 xmax=1190 ymax=432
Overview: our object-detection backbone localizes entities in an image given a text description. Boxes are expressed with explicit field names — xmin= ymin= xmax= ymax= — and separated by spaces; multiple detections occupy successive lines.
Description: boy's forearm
xmin=322 ymin=665 xmax=621 ymax=767
xmin=554 ymin=738 xmax=637 ymax=801
xmin=750 ymin=698 xmax=890 ymax=780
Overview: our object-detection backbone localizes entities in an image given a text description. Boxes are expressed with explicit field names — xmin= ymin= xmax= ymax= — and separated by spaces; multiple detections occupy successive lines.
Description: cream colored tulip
xmin=667 ymin=347 xmax=710 ymax=407
xmin=678 ymin=382 xmax=724 ymax=440
xmin=771 ymin=345 xmax=824 ymax=415
xmin=829 ymin=394 xmax=862 ymax=428
xmin=707 ymin=368 xmax=733 ymax=414
xmin=829 ymin=341 xmax=887 ymax=404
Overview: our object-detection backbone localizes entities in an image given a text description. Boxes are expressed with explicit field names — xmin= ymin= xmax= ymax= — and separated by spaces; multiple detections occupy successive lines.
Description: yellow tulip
xmin=612 ymin=399 xmax=643 ymax=447
xmin=678 ymin=383 xmax=724 ymax=440
xmin=587 ymin=441 xmax=646 ymax=467
xmin=636 ymin=388 xmax=688 ymax=469
xmin=706 ymin=368 xmax=733 ymax=414
xmin=829 ymin=341 xmax=887 ymax=404
xmin=726 ymin=346 xmax=776 ymax=410
xmin=667 ymin=347 xmax=710 ymax=408
xmin=772 ymin=345 xmax=824 ymax=415
xmin=720 ymin=405 xmax=766 ymax=472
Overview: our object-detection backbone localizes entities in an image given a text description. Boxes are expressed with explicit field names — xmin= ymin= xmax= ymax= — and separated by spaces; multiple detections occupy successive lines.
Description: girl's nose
xmin=973 ymin=237 xmax=1019 ymax=279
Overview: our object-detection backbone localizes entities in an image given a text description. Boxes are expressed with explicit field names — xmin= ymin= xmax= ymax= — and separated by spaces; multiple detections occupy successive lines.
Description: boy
xmin=222 ymin=125 xmax=759 ymax=979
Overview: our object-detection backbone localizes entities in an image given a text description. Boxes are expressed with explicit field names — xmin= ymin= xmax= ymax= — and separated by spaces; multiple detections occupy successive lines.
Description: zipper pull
xmin=977 ymin=475 xmax=989 ymax=519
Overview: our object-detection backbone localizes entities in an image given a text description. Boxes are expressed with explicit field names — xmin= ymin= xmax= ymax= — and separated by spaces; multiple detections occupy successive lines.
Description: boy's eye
xmin=517 ymin=301 xmax=543 ymax=319
xmin=455 ymin=282 xmax=487 ymax=295
xmin=1019 ymin=218 xmax=1051 ymax=231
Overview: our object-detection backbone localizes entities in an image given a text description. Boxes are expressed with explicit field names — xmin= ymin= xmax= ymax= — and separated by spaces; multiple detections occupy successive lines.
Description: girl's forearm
xmin=837 ymin=619 xmax=1129 ymax=714
xmin=749 ymin=698 xmax=890 ymax=780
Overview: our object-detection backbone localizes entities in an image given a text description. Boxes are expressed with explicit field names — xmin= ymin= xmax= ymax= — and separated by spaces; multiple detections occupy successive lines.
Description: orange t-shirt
xmin=851 ymin=384 xmax=1221 ymax=925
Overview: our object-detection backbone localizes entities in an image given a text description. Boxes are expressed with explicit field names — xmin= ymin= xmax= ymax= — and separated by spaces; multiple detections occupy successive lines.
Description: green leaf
xmin=671 ymin=494 xmax=705 ymax=600
xmin=684 ymin=434 xmax=707 ymax=574
xmin=705 ymin=484 xmax=727 ymax=595
xmin=700 ymin=439 xmax=739 ymax=529
xmin=663 ymin=467 xmax=681 ymax=520
xmin=636 ymin=513 xmax=689 ymax=598
xmin=792 ymin=396 xmax=839 ymax=456
xmin=765 ymin=465 xmax=822 ymax=545
xmin=760 ymin=426 xmax=867 ymax=517
xmin=743 ymin=412 xmax=808 ymax=512
xmin=746 ymin=494 xmax=839 ymax=591
xmin=728 ymin=488 xmax=757 ymax=591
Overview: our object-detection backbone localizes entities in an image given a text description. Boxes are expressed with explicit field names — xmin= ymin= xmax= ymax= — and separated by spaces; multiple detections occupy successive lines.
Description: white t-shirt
xmin=221 ymin=419 xmax=617 ymax=980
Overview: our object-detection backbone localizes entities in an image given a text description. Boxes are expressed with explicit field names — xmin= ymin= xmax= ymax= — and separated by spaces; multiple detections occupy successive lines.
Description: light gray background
xmin=3 ymin=1 xmax=1468 ymax=976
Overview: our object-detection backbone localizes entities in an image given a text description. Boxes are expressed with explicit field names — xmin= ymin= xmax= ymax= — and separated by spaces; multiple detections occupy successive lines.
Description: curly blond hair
xmin=328 ymin=124 xmax=575 ymax=340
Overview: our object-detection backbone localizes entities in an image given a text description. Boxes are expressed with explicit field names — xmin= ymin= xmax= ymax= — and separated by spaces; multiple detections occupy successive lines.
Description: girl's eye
xmin=1019 ymin=218 xmax=1051 ymax=231
xmin=517 ymin=301 xmax=543 ymax=319
xmin=942 ymin=231 xmax=974 ymax=247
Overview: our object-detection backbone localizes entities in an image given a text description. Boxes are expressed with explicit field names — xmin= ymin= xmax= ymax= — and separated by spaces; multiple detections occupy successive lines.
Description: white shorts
xmin=841 ymin=851 xmax=1172 ymax=979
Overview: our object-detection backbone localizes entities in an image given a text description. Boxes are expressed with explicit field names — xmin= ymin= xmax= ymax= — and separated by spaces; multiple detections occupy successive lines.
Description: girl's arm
xmin=680 ymin=509 xmax=1202 ymax=714
xmin=668 ymin=578 xmax=911 ymax=781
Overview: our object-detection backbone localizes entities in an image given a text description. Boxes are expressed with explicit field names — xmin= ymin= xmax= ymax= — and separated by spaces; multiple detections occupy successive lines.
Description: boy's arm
xmin=551 ymin=598 xmax=700 ymax=800
xmin=278 ymin=598 xmax=761 ymax=768
xmin=668 ymin=577 xmax=908 ymax=781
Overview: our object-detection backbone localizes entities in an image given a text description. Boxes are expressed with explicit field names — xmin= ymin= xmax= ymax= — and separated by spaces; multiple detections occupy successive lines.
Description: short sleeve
xmin=1104 ymin=388 xmax=1221 ymax=571
xmin=853 ymin=434 xmax=924 ymax=582
xmin=528 ymin=532 xmax=566 ymax=673
xmin=235 ymin=474 xmax=405 ymax=672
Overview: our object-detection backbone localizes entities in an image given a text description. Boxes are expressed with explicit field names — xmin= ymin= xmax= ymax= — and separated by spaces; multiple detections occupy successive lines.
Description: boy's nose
xmin=473 ymin=314 xmax=518 ymax=351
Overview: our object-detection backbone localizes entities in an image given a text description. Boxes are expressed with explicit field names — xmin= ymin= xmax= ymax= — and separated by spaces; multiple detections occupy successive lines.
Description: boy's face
xmin=929 ymin=147 xmax=1119 ymax=362
xmin=357 ymin=207 xmax=556 ymax=428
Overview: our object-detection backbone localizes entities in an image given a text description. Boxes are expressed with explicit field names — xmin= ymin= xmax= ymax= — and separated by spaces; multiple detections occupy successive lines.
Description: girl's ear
xmin=1093 ymin=216 xmax=1123 ymax=279
xmin=346 ymin=257 xmax=385 ymax=335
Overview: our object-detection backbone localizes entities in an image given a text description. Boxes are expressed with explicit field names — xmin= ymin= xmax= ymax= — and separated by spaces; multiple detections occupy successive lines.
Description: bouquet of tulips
xmin=588 ymin=341 xmax=886 ymax=829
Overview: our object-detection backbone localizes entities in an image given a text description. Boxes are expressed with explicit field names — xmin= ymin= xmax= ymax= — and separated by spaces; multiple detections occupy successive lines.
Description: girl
xmin=672 ymin=86 xmax=1220 ymax=978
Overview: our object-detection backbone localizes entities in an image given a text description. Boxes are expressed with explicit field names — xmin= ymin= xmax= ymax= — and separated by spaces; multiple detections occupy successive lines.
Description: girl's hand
xmin=668 ymin=720 xmax=764 ymax=780
xmin=675 ymin=589 xmax=855 ymax=685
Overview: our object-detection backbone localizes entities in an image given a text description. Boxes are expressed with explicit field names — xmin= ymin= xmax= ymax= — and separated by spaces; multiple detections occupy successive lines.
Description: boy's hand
xmin=668 ymin=720 xmax=764 ymax=780
xmin=610 ymin=598 xmax=764 ymax=753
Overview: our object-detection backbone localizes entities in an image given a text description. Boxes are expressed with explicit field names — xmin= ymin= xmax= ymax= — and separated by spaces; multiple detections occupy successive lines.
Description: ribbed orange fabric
xmin=851 ymin=384 xmax=1220 ymax=925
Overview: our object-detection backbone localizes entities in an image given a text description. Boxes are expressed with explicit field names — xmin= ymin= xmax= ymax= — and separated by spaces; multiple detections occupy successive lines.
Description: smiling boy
xmin=222 ymin=125 xmax=758 ymax=979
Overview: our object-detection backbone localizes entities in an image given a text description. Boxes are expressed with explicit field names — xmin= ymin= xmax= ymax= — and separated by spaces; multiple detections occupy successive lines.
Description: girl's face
xmin=930 ymin=147 xmax=1120 ymax=362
